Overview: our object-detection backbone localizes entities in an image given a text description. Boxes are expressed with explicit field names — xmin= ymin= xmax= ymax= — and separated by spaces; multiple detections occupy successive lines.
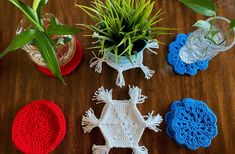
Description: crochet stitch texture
xmin=90 ymin=34 xmax=159 ymax=87
xmin=82 ymin=86 xmax=163 ymax=154
xmin=12 ymin=100 xmax=66 ymax=154
xmin=165 ymin=98 xmax=218 ymax=150
xmin=167 ymin=34 xmax=209 ymax=76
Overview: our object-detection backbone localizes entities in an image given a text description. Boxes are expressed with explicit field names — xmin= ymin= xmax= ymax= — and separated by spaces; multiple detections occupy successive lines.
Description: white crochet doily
xmin=90 ymin=38 xmax=159 ymax=87
xmin=82 ymin=86 xmax=163 ymax=154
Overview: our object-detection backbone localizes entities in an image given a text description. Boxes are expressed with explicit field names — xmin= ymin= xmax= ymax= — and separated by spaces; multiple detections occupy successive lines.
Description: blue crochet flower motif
xmin=167 ymin=34 xmax=209 ymax=76
xmin=165 ymin=98 xmax=218 ymax=150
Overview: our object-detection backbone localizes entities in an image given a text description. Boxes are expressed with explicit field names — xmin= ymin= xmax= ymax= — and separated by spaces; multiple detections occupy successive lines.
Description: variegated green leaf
xmin=179 ymin=0 xmax=217 ymax=16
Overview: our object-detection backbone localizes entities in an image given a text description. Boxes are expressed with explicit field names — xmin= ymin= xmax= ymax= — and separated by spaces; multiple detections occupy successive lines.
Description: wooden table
xmin=0 ymin=0 xmax=234 ymax=154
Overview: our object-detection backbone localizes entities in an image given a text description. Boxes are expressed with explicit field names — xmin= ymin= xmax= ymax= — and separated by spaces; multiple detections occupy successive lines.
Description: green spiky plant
xmin=0 ymin=0 xmax=82 ymax=84
xmin=180 ymin=0 xmax=235 ymax=45
xmin=77 ymin=0 xmax=171 ymax=63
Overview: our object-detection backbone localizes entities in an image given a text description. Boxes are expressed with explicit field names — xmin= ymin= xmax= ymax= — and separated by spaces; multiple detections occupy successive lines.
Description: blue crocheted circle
xmin=165 ymin=98 xmax=218 ymax=150
xmin=167 ymin=34 xmax=209 ymax=76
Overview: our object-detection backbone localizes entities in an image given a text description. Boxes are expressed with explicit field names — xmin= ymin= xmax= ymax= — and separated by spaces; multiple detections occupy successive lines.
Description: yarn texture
xmin=37 ymin=39 xmax=83 ymax=77
xmin=90 ymin=32 xmax=159 ymax=87
xmin=167 ymin=34 xmax=209 ymax=76
xmin=12 ymin=100 xmax=66 ymax=154
xmin=82 ymin=86 xmax=163 ymax=154
xmin=165 ymin=98 xmax=218 ymax=150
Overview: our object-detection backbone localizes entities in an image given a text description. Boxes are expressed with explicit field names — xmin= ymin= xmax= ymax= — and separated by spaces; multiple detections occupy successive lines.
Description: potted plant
xmin=179 ymin=0 xmax=235 ymax=64
xmin=77 ymin=0 xmax=171 ymax=87
xmin=1 ymin=0 xmax=82 ymax=84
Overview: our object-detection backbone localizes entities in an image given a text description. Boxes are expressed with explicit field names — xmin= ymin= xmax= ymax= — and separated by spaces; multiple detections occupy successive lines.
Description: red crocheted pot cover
xmin=36 ymin=39 xmax=83 ymax=77
xmin=12 ymin=100 xmax=66 ymax=154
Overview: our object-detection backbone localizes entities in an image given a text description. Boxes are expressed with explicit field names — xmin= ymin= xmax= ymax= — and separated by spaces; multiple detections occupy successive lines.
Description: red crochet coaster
xmin=12 ymin=100 xmax=66 ymax=154
xmin=36 ymin=39 xmax=83 ymax=77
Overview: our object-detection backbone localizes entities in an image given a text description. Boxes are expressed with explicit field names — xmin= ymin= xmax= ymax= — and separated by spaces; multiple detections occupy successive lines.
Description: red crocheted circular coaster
xmin=12 ymin=100 xmax=66 ymax=154
xmin=36 ymin=39 xmax=83 ymax=77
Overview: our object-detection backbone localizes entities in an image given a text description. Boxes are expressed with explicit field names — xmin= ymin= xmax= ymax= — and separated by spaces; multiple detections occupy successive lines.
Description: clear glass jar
xmin=179 ymin=16 xmax=235 ymax=64
xmin=16 ymin=13 xmax=76 ymax=67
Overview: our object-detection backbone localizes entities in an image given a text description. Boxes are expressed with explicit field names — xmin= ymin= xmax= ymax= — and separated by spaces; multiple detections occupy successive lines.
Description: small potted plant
xmin=77 ymin=0 xmax=171 ymax=87
xmin=179 ymin=0 xmax=235 ymax=64
xmin=1 ymin=0 xmax=82 ymax=84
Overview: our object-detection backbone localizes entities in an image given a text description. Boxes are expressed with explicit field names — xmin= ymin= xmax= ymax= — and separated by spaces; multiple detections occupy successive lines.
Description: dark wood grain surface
xmin=0 ymin=0 xmax=234 ymax=154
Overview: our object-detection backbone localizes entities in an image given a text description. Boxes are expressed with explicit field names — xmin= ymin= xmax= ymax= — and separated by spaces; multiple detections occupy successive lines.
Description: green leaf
xmin=193 ymin=20 xmax=211 ymax=31
xmin=125 ymin=53 xmax=133 ymax=65
xmin=35 ymin=0 xmax=48 ymax=22
xmin=33 ymin=0 xmax=40 ymax=12
xmin=127 ymin=35 xmax=133 ymax=55
xmin=8 ymin=0 xmax=44 ymax=31
xmin=179 ymin=0 xmax=217 ymax=16
xmin=134 ymin=51 xmax=138 ymax=59
xmin=49 ymin=15 xmax=57 ymax=26
xmin=230 ymin=19 xmax=235 ymax=29
xmin=47 ymin=24 xmax=82 ymax=36
xmin=92 ymin=34 xmax=114 ymax=42
xmin=76 ymin=4 xmax=100 ymax=21
xmin=114 ymin=48 xmax=118 ymax=63
xmin=33 ymin=0 xmax=48 ymax=11
xmin=116 ymin=35 xmax=128 ymax=48
xmin=77 ymin=0 xmax=168 ymax=62
xmin=35 ymin=30 xmax=65 ymax=84
xmin=103 ymin=45 xmax=116 ymax=53
xmin=0 ymin=29 xmax=36 ymax=58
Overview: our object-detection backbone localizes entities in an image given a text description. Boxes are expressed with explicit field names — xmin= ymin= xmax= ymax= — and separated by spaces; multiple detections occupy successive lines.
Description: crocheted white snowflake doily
xmin=82 ymin=86 xmax=163 ymax=154
xmin=90 ymin=35 xmax=159 ymax=87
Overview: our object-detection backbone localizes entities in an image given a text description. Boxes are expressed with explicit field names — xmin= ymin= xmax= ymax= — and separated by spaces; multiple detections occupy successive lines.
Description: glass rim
xmin=206 ymin=16 xmax=235 ymax=52
xmin=15 ymin=13 xmax=76 ymax=67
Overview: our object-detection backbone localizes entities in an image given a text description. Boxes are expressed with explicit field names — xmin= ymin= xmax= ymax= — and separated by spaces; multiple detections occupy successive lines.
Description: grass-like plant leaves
xmin=77 ymin=0 xmax=170 ymax=63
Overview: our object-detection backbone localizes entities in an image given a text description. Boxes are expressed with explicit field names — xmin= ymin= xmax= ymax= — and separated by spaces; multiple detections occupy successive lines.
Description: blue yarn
xmin=167 ymin=34 xmax=209 ymax=76
xmin=165 ymin=98 xmax=218 ymax=150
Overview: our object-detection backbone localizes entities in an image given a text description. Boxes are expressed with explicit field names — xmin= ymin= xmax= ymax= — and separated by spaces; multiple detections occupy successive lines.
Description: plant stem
xmin=217 ymin=29 xmax=232 ymax=45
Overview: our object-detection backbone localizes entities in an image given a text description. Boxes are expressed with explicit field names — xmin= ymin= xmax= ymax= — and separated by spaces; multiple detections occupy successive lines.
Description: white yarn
xmin=90 ymin=51 xmax=104 ymax=73
xmin=146 ymin=39 xmax=159 ymax=55
xmin=89 ymin=34 xmax=158 ymax=87
xmin=82 ymin=86 xmax=162 ymax=154
xmin=116 ymin=71 xmax=125 ymax=87
xmin=128 ymin=85 xmax=147 ymax=104
xmin=92 ymin=145 xmax=110 ymax=154
xmin=144 ymin=111 xmax=163 ymax=133
xmin=82 ymin=108 xmax=99 ymax=133
xmin=132 ymin=146 xmax=148 ymax=154
xmin=140 ymin=65 xmax=155 ymax=79
xmin=92 ymin=87 xmax=113 ymax=104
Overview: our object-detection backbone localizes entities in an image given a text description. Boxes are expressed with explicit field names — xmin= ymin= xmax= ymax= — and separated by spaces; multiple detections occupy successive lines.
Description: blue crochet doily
xmin=167 ymin=34 xmax=209 ymax=76
xmin=165 ymin=98 xmax=218 ymax=150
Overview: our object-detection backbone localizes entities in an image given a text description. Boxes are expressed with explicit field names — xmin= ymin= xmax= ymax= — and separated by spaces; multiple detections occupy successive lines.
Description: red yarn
xmin=12 ymin=100 xmax=66 ymax=154
xmin=36 ymin=39 xmax=83 ymax=77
